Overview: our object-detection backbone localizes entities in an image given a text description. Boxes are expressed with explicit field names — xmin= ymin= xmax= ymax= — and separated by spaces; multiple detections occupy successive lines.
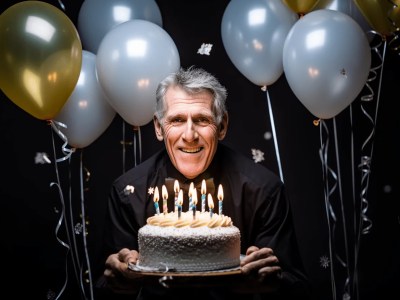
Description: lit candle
xmin=153 ymin=186 xmax=160 ymax=215
xmin=208 ymin=193 xmax=214 ymax=218
xmin=188 ymin=182 xmax=194 ymax=212
xmin=174 ymin=180 xmax=180 ymax=212
xmin=218 ymin=184 xmax=224 ymax=215
xmin=162 ymin=184 xmax=168 ymax=214
xmin=192 ymin=187 xmax=197 ymax=219
xmin=201 ymin=179 xmax=206 ymax=213
xmin=178 ymin=189 xmax=183 ymax=218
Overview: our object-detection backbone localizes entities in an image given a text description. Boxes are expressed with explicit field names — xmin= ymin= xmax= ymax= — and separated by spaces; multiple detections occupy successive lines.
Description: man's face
xmin=154 ymin=86 xmax=227 ymax=179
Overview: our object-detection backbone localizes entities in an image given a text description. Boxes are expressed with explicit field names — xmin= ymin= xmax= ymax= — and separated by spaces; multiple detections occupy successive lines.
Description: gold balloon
xmin=354 ymin=0 xmax=399 ymax=37
xmin=390 ymin=0 xmax=400 ymax=30
xmin=0 ymin=1 xmax=82 ymax=120
xmin=282 ymin=0 xmax=321 ymax=15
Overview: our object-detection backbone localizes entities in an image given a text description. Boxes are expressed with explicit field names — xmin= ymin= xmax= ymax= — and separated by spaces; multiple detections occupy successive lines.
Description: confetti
xmin=148 ymin=187 xmax=155 ymax=195
xmin=34 ymin=152 xmax=51 ymax=164
xmin=319 ymin=255 xmax=330 ymax=268
xmin=74 ymin=223 xmax=83 ymax=235
xmin=123 ymin=185 xmax=135 ymax=195
xmin=251 ymin=148 xmax=265 ymax=163
xmin=197 ymin=43 xmax=213 ymax=55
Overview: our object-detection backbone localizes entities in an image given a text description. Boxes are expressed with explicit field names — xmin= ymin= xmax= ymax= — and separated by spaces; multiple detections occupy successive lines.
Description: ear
xmin=153 ymin=116 xmax=164 ymax=141
xmin=218 ymin=113 xmax=229 ymax=140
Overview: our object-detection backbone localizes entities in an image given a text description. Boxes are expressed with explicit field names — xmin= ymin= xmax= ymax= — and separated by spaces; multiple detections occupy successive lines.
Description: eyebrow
xmin=167 ymin=110 xmax=213 ymax=118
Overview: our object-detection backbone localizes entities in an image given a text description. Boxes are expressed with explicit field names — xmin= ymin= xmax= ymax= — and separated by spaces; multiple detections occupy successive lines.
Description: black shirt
xmin=101 ymin=143 xmax=310 ymax=299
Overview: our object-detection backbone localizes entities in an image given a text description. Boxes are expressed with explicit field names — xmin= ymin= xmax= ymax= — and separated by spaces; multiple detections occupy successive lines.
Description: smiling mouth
xmin=180 ymin=147 xmax=202 ymax=153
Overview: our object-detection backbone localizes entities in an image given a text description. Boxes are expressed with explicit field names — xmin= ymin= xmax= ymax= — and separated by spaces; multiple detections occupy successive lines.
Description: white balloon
xmin=78 ymin=0 xmax=163 ymax=53
xmin=221 ymin=0 xmax=298 ymax=86
xmin=55 ymin=51 xmax=116 ymax=148
xmin=314 ymin=0 xmax=372 ymax=40
xmin=283 ymin=9 xmax=371 ymax=119
xmin=96 ymin=20 xmax=180 ymax=126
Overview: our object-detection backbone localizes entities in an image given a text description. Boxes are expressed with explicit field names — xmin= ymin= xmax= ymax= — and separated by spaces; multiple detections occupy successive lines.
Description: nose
xmin=182 ymin=119 xmax=198 ymax=142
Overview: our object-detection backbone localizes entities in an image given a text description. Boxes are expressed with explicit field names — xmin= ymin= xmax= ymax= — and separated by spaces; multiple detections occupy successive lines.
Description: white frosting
xmin=137 ymin=211 xmax=241 ymax=272
xmin=146 ymin=211 xmax=234 ymax=228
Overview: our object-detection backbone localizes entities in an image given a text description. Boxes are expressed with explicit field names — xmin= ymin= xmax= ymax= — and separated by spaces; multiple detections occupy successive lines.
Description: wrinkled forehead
xmin=164 ymin=86 xmax=213 ymax=109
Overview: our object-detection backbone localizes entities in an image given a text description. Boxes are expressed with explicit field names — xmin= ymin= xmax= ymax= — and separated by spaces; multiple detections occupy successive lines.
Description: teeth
xmin=182 ymin=147 xmax=201 ymax=153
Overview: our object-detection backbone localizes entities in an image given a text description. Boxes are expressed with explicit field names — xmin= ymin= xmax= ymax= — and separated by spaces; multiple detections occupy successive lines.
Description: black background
xmin=1 ymin=1 xmax=399 ymax=300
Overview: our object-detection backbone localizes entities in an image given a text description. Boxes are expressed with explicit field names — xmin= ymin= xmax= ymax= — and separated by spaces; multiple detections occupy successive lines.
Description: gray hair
xmin=155 ymin=66 xmax=227 ymax=126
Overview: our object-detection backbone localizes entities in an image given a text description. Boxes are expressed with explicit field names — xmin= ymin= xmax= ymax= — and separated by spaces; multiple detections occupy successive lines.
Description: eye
xmin=171 ymin=117 xmax=185 ymax=124
xmin=195 ymin=117 xmax=212 ymax=125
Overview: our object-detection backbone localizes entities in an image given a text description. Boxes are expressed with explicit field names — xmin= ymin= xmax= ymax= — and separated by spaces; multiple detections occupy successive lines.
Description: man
xmin=99 ymin=67 xmax=310 ymax=299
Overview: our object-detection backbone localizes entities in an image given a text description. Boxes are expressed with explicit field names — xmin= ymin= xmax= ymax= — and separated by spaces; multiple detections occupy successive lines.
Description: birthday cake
xmin=137 ymin=211 xmax=241 ymax=272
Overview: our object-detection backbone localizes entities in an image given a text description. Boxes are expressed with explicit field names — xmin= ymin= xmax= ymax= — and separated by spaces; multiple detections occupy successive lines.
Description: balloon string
xmin=79 ymin=151 xmax=94 ymax=300
xmin=319 ymin=120 xmax=337 ymax=300
xmin=351 ymin=31 xmax=386 ymax=298
xmin=122 ymin=120 xmax=126 ymax=173
xmin=358 ymin=36 xmax=387 ymax=237
xmin=333 ymin=118 xmax=351 ymax=300
xmin=138 ymin=126 xmax=142 ymax=163
xmin=134 ymin=126 xmax=137 ymax=167
xmin=349 ymin=105 xmax=360 ymax=300
xmin=49 ymin=125 xmax=72 ymax=300
xmin=49 ymin=120 xmax=76 ymax=162
xmin=264 ymin=88 xmax=284 ymax=183
xmin=352 ymin=34 xmax=388 ymax=300
xmin=57 ymin=0 xmax=66 ymax=11
xmin=133 ymin=126 xmax=142 ymax=167
xmin=66 ymin=155 xmax=84 ymax=291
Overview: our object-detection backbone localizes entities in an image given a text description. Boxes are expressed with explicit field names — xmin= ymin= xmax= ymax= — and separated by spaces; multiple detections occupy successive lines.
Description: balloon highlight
xmin=221 ymin=0 xmax=298 ymax=87
xmin=283 ymin=9 xmax=371 ymax=119
xmin=55 ymin=51 xmax=116 ymax=149
xmin=96 ymin=20 xmax=180 ymax=126
xmin=0 ymin=1 xmax=82 ymax=120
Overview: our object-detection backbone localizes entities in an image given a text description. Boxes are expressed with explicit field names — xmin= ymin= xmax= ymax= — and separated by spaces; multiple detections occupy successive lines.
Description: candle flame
xmin=192 ymin=188 xmax=198 ymax=205
xmin=201 ymin=179 xmax=206 ymax=194
xmin=178 ymin=189 xmax=183 ymax=205
xmin=218 ymin=184 xmax=224 ymax=201
xmin=162 ymin=185 xmax=168 ymax=199
xmin=188 ymin=182 xmax=194 ymax=196
xmin=154 ymin=186 xmax=159 ymax=202
xmin=207 ymin=193 xmax=214 ymax=209
xmin=174 ymin=180 xmax=180 ymax=192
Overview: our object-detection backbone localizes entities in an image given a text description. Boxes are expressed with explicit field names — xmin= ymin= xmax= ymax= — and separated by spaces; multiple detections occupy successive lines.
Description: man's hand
xmin=236 ymin=246 xmax=282 ymax=293
xmin=241 ymin=246 xmax=282 ymax=280
xmin=103 ymin=248 xmax=143 ymax=294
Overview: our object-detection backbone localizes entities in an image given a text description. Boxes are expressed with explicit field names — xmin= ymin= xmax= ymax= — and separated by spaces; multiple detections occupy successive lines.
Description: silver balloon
xmin=282 ymin=9 xmax=371 ymax=119
xmin=221 ymin=0 xmax=298 ymax=86
xmin=96 ymin=20 xmax=180 ymax=127
xmin=55 ymin=51 xmax=116 ymax=148
xmin=314 ymin=0 xmax=372 ymax=38
xmin=78 ymin=0 xmax=162 ymax=53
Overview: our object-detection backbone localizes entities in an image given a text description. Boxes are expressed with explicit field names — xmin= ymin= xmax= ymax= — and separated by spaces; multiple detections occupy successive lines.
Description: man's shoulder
xmin=219 ymin=143 xmax=282 ymax=185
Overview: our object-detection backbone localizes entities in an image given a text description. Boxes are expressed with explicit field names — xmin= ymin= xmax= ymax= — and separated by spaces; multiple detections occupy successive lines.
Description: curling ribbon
xmin=358 ymin=34 xmax=386 ymax=236
xmin=49 ymin=120 xmax=75 ymax=162
xmin=49 ymin=125 xmax=73 ymax=300
xmin=319 ymin=119 xmax=338 ymax=300
xmin=79 ymin=151 xmax=94 ymax=300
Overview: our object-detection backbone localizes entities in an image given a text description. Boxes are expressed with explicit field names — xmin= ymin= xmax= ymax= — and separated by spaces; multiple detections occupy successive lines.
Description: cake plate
xmin=128 ymin=263 xmax=243 ymax=289
xmin=128 ymin=262 xmax=241 ymax=277
xmin=126 ymin=263 xmax=280 ymax=293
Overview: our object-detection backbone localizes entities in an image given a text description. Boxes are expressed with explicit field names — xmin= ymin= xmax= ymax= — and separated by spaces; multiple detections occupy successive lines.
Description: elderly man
xmin=99 ymin=66 xmax=310 ymax=300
